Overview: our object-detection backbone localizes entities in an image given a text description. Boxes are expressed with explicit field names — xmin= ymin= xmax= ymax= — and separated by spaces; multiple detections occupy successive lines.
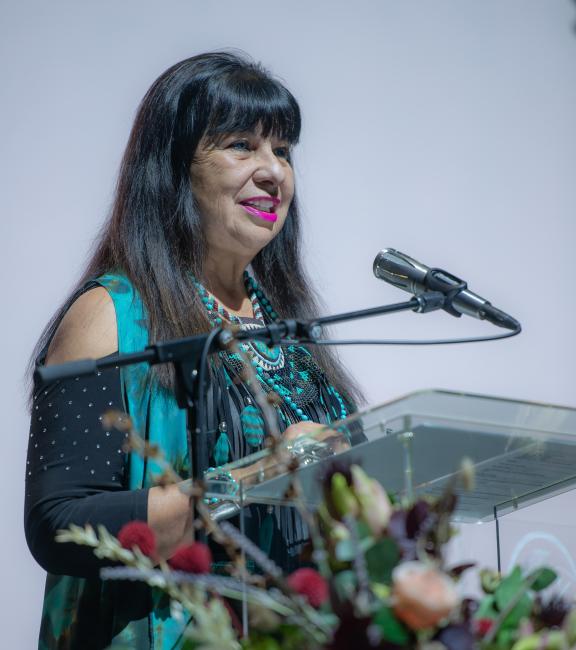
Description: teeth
xmin=243 ymin=199 xmax=275 ymax=212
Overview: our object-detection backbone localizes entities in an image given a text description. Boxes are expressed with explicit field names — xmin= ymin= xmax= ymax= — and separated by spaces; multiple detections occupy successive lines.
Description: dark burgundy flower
xmin=117 ymin=521 xmax=156 ymax=558
xmin=448 ymin=563 xmax=477 ymax=580
xmin=405 ymin=500 xmax=431 ymax=538
xmin=460 ymin=598 xmax=479 ymax=623
xmin=326 ymin=610 xmax=400 ymax=650
xmin=287 ymin=568 xmax=328 ymax=608
xmin=386 ymin=510 xmax=417 ymax=560
xmin=536 ymin=595 xmax=570 ymax=628
xmin=327 ymin=613 xmax=371 ymax=650
xmin=168 ymin=542 xmax=212 ymax=574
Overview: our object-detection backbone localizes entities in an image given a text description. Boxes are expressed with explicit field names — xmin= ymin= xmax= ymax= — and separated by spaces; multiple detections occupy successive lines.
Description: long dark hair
xmin=30 ymin=51 xmax=363 ymax=407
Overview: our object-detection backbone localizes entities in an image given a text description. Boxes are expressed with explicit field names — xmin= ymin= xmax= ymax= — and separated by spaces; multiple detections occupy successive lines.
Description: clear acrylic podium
xmin=205 ymin=390 xmax=576 ymax=584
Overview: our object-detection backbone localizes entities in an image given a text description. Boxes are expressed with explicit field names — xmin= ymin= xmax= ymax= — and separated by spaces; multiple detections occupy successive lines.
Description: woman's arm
xmin=25 ymin=361 xmax=148 ymax=575
xmin=27 ymin=288 xmax=194 ymax=575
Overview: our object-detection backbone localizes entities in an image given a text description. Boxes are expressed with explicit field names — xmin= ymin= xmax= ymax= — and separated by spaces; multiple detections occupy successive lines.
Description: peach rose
xmin=392 ymin=561 xmax=460 ymax=630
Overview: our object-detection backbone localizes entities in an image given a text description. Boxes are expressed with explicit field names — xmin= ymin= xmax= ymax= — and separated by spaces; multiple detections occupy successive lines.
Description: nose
xmin=252 ymin=143 xmax=286 ymax=188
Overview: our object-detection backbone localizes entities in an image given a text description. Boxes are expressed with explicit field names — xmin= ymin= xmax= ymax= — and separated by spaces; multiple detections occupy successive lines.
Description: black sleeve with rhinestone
xmin=24 ymin=361 xmax=149 ymax=578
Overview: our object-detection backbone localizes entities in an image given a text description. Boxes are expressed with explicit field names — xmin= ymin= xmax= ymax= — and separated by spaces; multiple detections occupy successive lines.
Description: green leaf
xmin=335 ymin=538 xmax=355 ymax=562
xmin=565 ymin=610 xmax=576 ymax=645
xmin=527 ymin=567 xmax=557 ymax=592
xmin=181 ymin=640 xmax=199 ymax=650
xmin=335 ymin=534 xmax=372 ymax=562
xmin=500 ymin=593 xmax=532 ymax=630
xmin=494 ymin=626 xmax=518 ymax=648
xmin=356 ymin=520 xmax=373 ymax=540
xmin=373 ymin=606 xmax=411 ymax=645
xmin=475 ymin=595 xmax=498 ymax=620
xmin=276 ymin=625 xmax=310 ymax=650
xmin=365 ymin=539 xmax=400 ymax=584
xmin=333 ymin=570 xmax=357 ymax=601
xmin=495 ymin=566 xmax=524 ymax=611
xmin=241 ymin=635 xmax=281 ymax=650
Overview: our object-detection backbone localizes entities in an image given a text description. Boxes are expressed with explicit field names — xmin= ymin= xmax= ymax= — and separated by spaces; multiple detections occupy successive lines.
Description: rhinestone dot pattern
xmin=24 ymin=360 xmax=146 ymax=565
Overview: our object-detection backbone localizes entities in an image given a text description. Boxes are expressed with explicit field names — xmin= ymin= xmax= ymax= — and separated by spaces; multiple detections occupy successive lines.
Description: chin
xmin=237 ymin=228 xmax=278 ymax=258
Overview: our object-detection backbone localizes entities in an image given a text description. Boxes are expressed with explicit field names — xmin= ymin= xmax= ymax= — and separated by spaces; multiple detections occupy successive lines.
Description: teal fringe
xmin=258 ymin=511 xmax=274 ymax=556
xmin=213 ymin=430 xmax=231 ymax=466
xmin=241 ymin=405 xmax=265 ymax=447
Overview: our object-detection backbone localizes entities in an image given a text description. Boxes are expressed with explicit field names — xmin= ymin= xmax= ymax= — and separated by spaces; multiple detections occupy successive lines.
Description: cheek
xmin=191 ymin=177 xmax=233 ymax=228
xmin=190 ymin=155 xmax=230 ymax=200
xmin=283 ymin=170 xmax=295 ymax=206
xmin=273 ymin=204 xmax=291 ymax=234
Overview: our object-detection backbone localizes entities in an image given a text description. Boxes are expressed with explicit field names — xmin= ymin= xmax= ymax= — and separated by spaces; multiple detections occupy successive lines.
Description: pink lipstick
xmin=239 ymin=196 xmax=280 ymax=223
xmin=240 ymin=204 xmax=278 ymax=222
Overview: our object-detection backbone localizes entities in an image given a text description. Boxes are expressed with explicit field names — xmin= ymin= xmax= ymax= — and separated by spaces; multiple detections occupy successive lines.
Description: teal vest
xmin=40 ymin=273 xmax=190 ymax=649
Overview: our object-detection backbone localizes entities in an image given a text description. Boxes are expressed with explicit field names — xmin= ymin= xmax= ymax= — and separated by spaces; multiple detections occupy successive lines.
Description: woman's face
xmin=190 ymin=127 xmax=295 ymax=264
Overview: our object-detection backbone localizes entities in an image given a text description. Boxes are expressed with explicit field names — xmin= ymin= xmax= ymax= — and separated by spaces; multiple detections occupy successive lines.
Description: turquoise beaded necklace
xmin=192 ymin=274 xmax=348 ymax=429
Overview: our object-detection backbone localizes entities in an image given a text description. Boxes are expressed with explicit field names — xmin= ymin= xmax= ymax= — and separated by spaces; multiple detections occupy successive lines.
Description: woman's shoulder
xmin=45 ymin=287 xmax=118 ymax=365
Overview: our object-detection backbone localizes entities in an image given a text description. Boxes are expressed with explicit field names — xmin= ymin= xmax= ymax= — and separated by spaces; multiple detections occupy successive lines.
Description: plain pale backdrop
xmin=1 ymin=1 xmax=575 ymax=645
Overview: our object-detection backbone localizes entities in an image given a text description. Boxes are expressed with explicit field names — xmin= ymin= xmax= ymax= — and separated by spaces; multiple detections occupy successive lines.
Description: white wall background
xmin=1 ymin=1 xmax=575 ymax=645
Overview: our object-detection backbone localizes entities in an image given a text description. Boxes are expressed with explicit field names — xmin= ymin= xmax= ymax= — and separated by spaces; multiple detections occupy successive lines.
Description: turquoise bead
xmin=194 ymin=273 xmax=345 ymax=428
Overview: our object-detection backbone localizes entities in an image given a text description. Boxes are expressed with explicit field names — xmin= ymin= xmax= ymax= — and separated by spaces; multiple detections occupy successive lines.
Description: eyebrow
xmin=213 ymin=131 xmax=291 ymax=146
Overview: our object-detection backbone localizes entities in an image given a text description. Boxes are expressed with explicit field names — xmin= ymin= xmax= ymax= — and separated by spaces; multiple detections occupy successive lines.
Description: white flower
xmin=351 ymin=465 xmax=392 ymax=536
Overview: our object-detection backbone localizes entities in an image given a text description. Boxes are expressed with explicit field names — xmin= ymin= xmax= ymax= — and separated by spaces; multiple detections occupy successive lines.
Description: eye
xmin=228 ymin=139 xmax=251 ymax=152
xmin=274 ymin=145 xmax=291 ymax=160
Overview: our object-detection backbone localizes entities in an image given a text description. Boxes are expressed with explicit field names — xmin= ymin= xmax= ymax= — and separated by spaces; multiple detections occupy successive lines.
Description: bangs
xmin=205 ymin=70 xmax=301 ymax=144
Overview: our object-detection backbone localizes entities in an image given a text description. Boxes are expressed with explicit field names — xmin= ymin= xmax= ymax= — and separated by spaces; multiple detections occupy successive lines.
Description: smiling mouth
xmin=239 ymin=197 xmax=279 ymax=223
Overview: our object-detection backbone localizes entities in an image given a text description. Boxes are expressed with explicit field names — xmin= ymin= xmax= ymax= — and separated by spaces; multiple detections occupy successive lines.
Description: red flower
xmin=168 ymin=542 xmax=212 ymax=574
xmin=287 ymin=568 xmax=328 ymax=608
xmin=474 ymin=618 xmax=494 ymax=637
xmin=117 ymin=521 xmax=156 ymax=558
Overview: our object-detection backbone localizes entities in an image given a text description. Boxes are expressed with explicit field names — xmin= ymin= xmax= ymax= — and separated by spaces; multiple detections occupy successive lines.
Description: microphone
xmin=373 ymin=248 xmax=520 ymax=331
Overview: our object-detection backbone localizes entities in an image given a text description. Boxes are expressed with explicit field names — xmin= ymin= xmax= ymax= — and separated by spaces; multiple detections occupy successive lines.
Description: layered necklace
xmin=193 ymin=274 xmax=348 ymax=463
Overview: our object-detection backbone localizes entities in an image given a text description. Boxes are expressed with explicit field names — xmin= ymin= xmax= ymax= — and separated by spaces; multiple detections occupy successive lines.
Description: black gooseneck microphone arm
xmin=34 ymin=289 xmax=520 ymax=486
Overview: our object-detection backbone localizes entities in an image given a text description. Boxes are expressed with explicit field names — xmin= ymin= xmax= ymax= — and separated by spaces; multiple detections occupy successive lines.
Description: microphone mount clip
xmin=423 ymin=268 xmax=468 ymax=318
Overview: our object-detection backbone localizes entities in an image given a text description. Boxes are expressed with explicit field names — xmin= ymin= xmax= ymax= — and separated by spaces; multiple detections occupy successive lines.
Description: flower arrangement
xmin=57 ymin=434 xmax=575 ymax=650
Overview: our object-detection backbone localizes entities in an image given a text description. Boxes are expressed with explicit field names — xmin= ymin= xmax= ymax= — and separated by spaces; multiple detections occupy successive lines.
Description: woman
xmin=25 ymin=51 xmax=362 ymax=649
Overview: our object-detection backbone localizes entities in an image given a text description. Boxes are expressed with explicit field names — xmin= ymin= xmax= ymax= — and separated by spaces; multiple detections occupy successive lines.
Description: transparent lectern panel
xmin=494 ymin=491 xmax=576 ymax=599
xmin=203 ymin=422 xmax=351 ymax=511
xmin=204 ymin=390 xmax=576 ymax=523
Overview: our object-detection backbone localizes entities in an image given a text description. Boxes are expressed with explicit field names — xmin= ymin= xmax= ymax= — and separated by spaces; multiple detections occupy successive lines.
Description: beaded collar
xmin=192 ymin=274 xmax=348 ymax=430
xmin=193 ymin=273 xmax=276 ymax=324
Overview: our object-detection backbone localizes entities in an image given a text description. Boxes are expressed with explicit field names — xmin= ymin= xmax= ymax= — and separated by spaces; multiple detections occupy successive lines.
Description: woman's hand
xmin=282 ymin=420 xmax=332 ymax=442
xmin=283 ymin=421 xmax=349 ymax=453
xmin=229 ymin=420 xmax=349 ymax=487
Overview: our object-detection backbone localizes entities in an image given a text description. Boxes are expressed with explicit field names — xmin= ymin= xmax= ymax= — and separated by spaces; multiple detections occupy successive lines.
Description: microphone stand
xmin=34 ymin=292 xmax=446 ymax=507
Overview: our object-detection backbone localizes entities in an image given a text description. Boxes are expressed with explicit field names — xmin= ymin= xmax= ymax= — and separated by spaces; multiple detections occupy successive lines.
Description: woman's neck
xmin=202 ymin=255 xmax=253 ymax=318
